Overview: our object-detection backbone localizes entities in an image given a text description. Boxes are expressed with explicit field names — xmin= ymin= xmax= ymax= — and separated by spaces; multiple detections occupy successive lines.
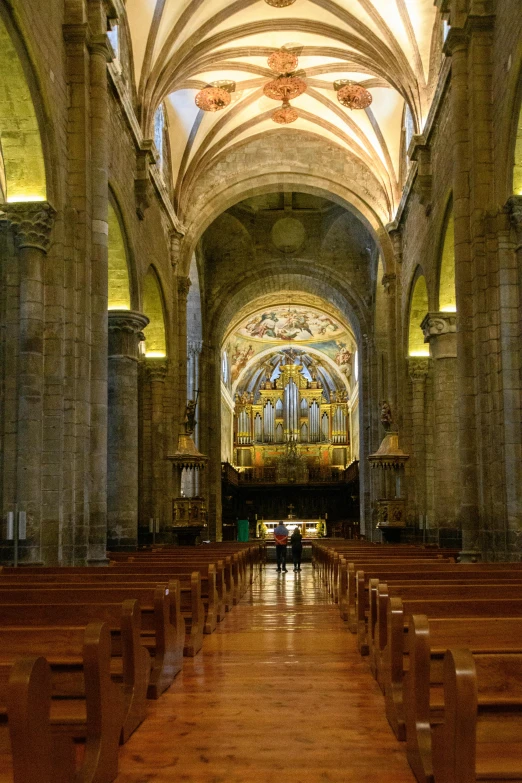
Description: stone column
xmin=408 ymin=357 xmax=429 ymax=534
xmin=2 ymin=202 xmax=56 ymax=562
xmin=183 ymin=340 xmax=203 ymax=497
xmin=382 ymin=272 xmax=398 ymax=419
xmin=107 ymin=311 xmax=148 ymax=550
xmin=422 ymin=313 xmax=459 ymax=534
xmin=88 ymin=27 xmax=111 ymax=563
xmin=145 ymin=359 xmax=168 ymax=526
xmin=444 ymin=28 xmax=479 ymax=551
xmin=177 ymin=275 xmax=191 ymax=411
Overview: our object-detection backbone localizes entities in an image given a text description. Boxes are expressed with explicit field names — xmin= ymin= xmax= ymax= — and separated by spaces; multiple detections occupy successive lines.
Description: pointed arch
xmin=408 ymin=271 xmax=429 ymax=356
xmin=108 ymin=198 xmax=131 ymax=311
xmin=438 ymin=202 xmax=456 ymax=313
xmin=142 ymin=267 xmax=167 ymax=357
xmin=0 ymin=9 xmax=46 ymax=203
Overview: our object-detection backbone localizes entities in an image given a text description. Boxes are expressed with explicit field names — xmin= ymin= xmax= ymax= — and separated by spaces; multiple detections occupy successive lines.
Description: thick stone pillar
xmin=444 ymin=28 xmax=479 ymax=550
xmin=408 ymin=357 xmax=430 ymax=533
xmin=2 ymin=202 xmax=56 ymax=563
xmin=422 ymin=313 xmax=459 ymax=532
xmin=183 ymin=340 xmax=203 ymax=497
xmin=107 ymin=311 xmax=148 ymax=550
xmin=88 ymin=23 xmax=111 ymax=563
xmin=145 ymin=359 xmax=168 ymax=525
xmin=382 ymin=271 xmax=398 ymax=418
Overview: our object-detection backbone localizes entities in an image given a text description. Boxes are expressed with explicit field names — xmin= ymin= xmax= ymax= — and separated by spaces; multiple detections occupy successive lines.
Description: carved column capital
xmin=443 ymin=26 xmax=469 ymax=56
xmin=421 ymin=311 xmax=457 ymax=359
xmin=108 ymin=310 xmax=149 ymax=360
xmin=188 ymin=340 xmax=203 ymax=358
xmin=505 ymin=195 xmax=522 ymax=245
xmin=1 ymin=201 xmax=56 ymax=253
xmin=408 ymin=357 xmax=430 ymax=382
xmin=421 ymin=311 xmax=457 ymax=341
xmin=382 ymin=272 xmax=397 ymax=293
xmin=88 ymin=33 xmax=112 ymax=61
xmin=388 ymin=228 xmax=403 ymax=264
xmin=177 ymin=275 xmax=191 ymax=300
xmin=144 ymin=358 xmax=168 ymax=383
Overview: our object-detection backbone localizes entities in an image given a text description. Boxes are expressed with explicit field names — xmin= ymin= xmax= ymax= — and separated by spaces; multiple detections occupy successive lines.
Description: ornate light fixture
xmin=268 ymin=49 xmax=298 ymax=74
xmin=272 ymin=101 xmax=298 ymax=124
xmin=264 ymin=75 xmax=306 ymax=102
xmin=264 ymin=0 xmax=297 ymax=6
xmin=334 ymin=79 xmax=372 ymax=110
xmin=195 ymin=80 xmax=235 ymax=112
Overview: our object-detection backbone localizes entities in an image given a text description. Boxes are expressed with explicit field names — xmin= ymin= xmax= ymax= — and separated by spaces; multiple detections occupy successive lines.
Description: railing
xmin=222 ymin=460 xmax=360 ymax=486
xmin=221 ymin=461 xmax=239 ymax=486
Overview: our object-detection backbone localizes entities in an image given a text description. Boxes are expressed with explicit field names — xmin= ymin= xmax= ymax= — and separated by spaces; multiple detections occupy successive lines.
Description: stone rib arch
xmin=513 ymin=77 xmax=522 ymax=196
xmin=407 ymin=268 xmax=429 ymax=357
xmin=0 ymin=5 xmax=49 ymax=203
xmin=142 ymin=266 xmax=168 ymax=357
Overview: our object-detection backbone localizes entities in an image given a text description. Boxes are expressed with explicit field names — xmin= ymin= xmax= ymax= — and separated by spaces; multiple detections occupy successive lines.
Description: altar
xmin=257 ymin=519 xmax=324 ymax=538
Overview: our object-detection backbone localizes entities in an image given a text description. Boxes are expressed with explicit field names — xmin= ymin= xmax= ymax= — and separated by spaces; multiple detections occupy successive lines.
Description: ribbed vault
xmin=125 ymin=0 xmax=442 ymax=223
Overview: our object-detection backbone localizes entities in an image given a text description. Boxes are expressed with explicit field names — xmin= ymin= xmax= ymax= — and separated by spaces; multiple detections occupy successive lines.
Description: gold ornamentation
xmin=263 ymin=75 xmax=306 ymax=102
xmin=334 ymin=80 xmax=372 ymax=110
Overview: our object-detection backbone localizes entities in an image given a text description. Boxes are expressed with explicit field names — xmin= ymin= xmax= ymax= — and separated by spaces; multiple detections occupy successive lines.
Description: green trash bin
xmin=237 ymin=519 xmax=250 ymax=542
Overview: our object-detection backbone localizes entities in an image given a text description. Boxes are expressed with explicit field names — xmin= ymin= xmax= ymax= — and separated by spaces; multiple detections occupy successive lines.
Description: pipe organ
xmin=233 ymin=358 xmax=350 ymax=469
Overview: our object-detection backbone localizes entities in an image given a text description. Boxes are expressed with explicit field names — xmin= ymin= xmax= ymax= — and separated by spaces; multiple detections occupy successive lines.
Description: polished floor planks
xmin=115 ymin=566 xmax=416 ymax=783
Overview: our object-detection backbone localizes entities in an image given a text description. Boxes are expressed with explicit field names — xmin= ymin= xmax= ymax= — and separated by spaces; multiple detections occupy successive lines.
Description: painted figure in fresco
xmin=247 ymin=312 xmax=279 ymax=338
xmin=231 ymin=343 xmax=255 ymax=381
xmin=281 ymin=310 xmax=314 ymax=338
xmin=316 ymin=315 xmax=340 ymax=334
xmin=334 ymin=341 xmax=352 ymax=377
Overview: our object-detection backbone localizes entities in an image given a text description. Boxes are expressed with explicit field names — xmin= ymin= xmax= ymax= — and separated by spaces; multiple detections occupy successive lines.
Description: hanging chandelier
xmin=264 ymin=0 xmax=297 ymax=6
xmin=272 ymin=101 xmax=298 ymax=124
xmin=195 ymin=81 xmax=235 ymax=112
xmin=264 ymin=75 xmax=306 ymax=102
xmin=268 ymin=49 xmax=298 ymax=74
xmin=334 ymin=80 xmax=372 ymax=110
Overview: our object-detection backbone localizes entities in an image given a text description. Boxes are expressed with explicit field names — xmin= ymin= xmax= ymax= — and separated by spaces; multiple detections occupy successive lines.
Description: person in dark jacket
xmin=290 ymin=526 xmax=303 ymax=571
xmin=274 ymin=521 xmax=289 ymax=572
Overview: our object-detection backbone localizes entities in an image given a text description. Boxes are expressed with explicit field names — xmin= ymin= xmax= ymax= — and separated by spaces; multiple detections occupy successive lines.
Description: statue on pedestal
xmin=183 ymin=397 xmax=198 ymax=435
xmin=380 ymin=400 xmax=392 ymax=432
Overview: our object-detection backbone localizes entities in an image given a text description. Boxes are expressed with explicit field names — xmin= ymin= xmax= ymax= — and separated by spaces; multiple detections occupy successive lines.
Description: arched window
xmin=142 ymin=268 xmax=167 ymax=357
xmin=404 ymin=105 xmax=414 ymax=155
xmin=154 ymin=104 xmax=165 ymax=173
xmin=107 ymin=23 xmax=119 ymax=61
xmin=222 ymin=351 xmax=229 ymax=384
xmin=354 ymin=349 xmax=359 ymax=383
xmin=108 ymin=201 xmax=131 ymax=310
xmin=439 ymin=209 xmax=456 ymax=312
xmin=408 ymin=274 xmax=429 ymax=356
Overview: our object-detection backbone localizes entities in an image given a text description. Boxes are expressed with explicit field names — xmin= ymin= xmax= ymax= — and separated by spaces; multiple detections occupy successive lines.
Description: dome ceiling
xmin=125 ymin=0 xmax=441 ymax=221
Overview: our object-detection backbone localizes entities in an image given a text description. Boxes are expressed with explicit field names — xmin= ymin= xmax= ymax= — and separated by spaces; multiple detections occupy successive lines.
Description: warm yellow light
xmin=108 ymin=304 xmax=130 ymax=311
xmin=409 ymin=350 xmax=430 ymax=357
xmin=7 ymin=195 xmax=46 ymax=203
xmin=439 ymin=305 xmax=457 ymax=313
xmin=145 ymin=351 xmax=166 ymax=358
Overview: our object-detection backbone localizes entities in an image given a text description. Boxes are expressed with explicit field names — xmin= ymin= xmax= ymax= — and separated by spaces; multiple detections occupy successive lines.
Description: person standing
xmin=274 ymin=521 xmax=289 ymax=572
xmin=291 ymin=526 xmax=303 ymax=571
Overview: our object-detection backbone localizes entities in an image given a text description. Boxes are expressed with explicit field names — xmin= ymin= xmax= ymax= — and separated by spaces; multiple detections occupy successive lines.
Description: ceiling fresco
xmin=238 ymin=305 xmax=345 ymax=342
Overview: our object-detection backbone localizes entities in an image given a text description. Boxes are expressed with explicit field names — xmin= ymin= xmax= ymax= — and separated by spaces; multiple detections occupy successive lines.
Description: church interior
xmin=0 ymin=0 xmax=521 ymax=780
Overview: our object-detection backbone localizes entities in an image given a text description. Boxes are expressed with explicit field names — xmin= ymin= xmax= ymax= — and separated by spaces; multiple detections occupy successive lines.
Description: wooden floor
xmin=116 ymin=565 xmax=416 ymax=783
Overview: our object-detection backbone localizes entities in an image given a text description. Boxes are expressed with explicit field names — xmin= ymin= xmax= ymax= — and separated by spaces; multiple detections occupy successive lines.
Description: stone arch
xmin=437 ymin=200 xmax=456 ymax=313
xmin=408 ymin=270 xmax=429 ymax=356
xmin=0 ymin=6 xmax=47 ymax=203
xmin=514 ymin=88 xmax=522 ymax=195
xmin=142 ymin=266 xmax=167 ymax=357
xmin=108 ymin=195 xmax=132 ymax=311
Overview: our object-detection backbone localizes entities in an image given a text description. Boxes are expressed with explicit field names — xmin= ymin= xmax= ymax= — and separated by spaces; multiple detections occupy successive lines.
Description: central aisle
xmin=116 ymin=565 xmax=416 ymax=783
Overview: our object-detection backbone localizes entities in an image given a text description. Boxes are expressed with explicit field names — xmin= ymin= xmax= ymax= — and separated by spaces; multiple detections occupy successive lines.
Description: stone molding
xmin=88 ymin=33 xmax=112 ymax=62
xmin=408 ymin=357 xmax=430 ymax=381
xmin=108 ymin=310 xmax=149 ymax=360
xmin=144 ymin=359 xmax=168 ymax=383
xmin=421 ymin=311 xmax=457 ymax=342
xmin=170 ymin=231 xmax=183 ymax=271
xmin=388 ymin=228 xmax=402 ymax=265
xmin=1 ymin=201 xmax=56 ymax=253
xmin=177 ymin=276 xmax=191 ymax=300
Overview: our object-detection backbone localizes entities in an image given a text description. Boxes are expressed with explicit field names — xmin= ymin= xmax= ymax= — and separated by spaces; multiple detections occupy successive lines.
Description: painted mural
xmin=239 ymin=306 xmax=344 ymax=343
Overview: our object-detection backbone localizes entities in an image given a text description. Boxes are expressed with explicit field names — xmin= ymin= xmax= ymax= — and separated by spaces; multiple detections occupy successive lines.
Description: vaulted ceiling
xmin=125 ymin=0 xmax=442 ymax=222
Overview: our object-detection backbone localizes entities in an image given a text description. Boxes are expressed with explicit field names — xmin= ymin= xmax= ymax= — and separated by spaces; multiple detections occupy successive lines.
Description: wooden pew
xmin=403 ymin=614 xmax=522 ymax=783
xmin=0 ymin=622 xmax=124 ymax=783
xmin=0 ymin=656 xmax=54 ymax=783
xmin=383 ymin=595 xmax=522 ymax=742
xmin=431 ymin=648 xmax=522 ymax=783
xmin=0 ymin=583 xmax=184 ymax=697
xmin=0 ymin=600 xmax=149 ymax=743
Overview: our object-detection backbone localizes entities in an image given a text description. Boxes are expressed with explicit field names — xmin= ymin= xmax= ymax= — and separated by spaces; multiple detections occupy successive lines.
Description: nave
xmin=115 ymin=565 xmax=415 ymax=783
